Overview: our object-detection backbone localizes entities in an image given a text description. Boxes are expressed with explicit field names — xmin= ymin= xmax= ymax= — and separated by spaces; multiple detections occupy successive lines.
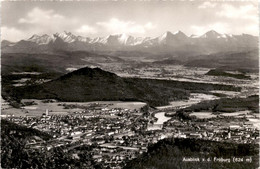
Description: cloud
xmin=96 ymin=18 xmax=156 ymax=34
xmin=75 ymin=25 xmax=97 ymax=35
xmin=214 ymin=4 xmax=258 ymax=35
xmin=15 ymin=8 xmax=157 ymax=38
xmin=1 ymin=26 xmax=27 ymax=42
xmin=244 ymin=24 xmax=259 ymax=35
xmin=216 ymin=4 xmax=258 ymax=22
xmin=198 ymin=2 xmax=217 ymax=9
xmin=191 ymin=20 xmax=258 ymax=36
xmin=144 ymin=22 xmax=156 ymax=29
xmin=191 ymin=22 xmax=230 ymax=35
xmin=19 ymin=7 xmax=64 ymax=24
xmin=17 ymin=7 xmax=78 ymax=35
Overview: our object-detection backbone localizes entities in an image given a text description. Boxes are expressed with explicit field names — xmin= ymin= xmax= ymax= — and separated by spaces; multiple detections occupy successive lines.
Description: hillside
xmin=1 ymin=119 xmax=52 ymax=141
xmin=1 ymin=120 xmax=97 ymax=169
xmin=124 ymin=138 xmax=259 ymax=169
xmin=206 ymin=69 xmax=251 ymax=79
xmin=1 ymin=51 xmax=124 ymax=75
xmin=184 ymin=50 xmax=259 ymax=73
xmin=175 ymin=95 xmax=259 ymax=119
xmin=7 ymin=67 xmax=240 ymax=107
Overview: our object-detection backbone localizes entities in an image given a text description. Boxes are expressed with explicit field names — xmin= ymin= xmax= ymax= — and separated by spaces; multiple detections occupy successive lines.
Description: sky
xmin=1 ymin=1 xmax=259 ymax=42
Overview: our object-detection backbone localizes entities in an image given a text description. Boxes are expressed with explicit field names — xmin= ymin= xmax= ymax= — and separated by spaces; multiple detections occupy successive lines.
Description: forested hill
xmin=1 ymin=119 xmax=52 ymax=168
xmin=175 ymin=95 xmax=259 ymax=119
xmin=124 ymin=138 xmax=259 ymax=169
xmin=8 ymin=67 xmax=240 ymax=107
xmin=206 ymin=69 xmax=251 ymax=79
xmin=1 ymin=120 xmax=97 ymax=169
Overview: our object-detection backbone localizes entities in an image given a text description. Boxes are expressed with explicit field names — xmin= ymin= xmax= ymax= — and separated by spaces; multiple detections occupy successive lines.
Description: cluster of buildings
xmin=3 ymin=102 xmax=259 ymax=168
xmin=164 ymin=116 xmax=260 ymax=144
xmin=4 ymin=107 xmax=150 ymax=168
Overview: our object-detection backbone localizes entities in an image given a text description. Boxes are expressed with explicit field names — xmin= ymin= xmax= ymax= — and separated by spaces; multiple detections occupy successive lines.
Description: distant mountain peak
xmin=201 ymin=30 xmax=221 ymax=38
xmin=173 ymin=30 xmax=185 ymax=35
xmin=163 ymin=31 xmax=174 ymax=36
xmin=101 ymin=33 xmax=137 ymax=46
xmin=242 ymin=33 xmax=255 ymax=37
xmin=64 ymin=31 xmax=73 ymax=35
xmin=28 ymin=34 xmax=40 ymax=40
xmin=1 ymin=40 xmax=16 ymax=47
xmin=158 ymin=31 xmax=188 ymax=45
xmin=55 ymin=31 xmax=73 ymax=36
xmin=159 ymin=31 xmax=173 ymax=41
xmin=161 ymin=31 xmax=188 ymax=38
xmin=27 ymin=34 xmax=54 ymax=45
xmin=54 ymin=31 xmax=78 ymax=43
xmin=207 ymin=30 xmax=219 ymax=34
xmin=173 ymin=31 xmax=188 ymax=38
xmin=42 ymin=34 xmax=50 ymax=37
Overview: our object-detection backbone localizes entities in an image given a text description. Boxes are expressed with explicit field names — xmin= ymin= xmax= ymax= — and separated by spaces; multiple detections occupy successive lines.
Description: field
xmin=156 ymin=93 xmax=218 ymax=110
xmin=248 ymin=118 xmax=260 ymax=129
xmin=189 ymin=112 xmax=217 ymax=119
xmin=189 ymin=110 xmax=252 ymax=119
xmin=1 ymin=99 xmax=146 ymax=117
xmin=220 ymin=110 xmax=250 ymax=117
xmin=177 ymin=95 xmax=259 ymax=114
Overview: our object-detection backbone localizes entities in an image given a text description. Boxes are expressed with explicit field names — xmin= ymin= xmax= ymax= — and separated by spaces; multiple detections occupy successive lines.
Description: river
xmin=147 ymin=112 xmax=171 ymax=131
xmin=148 ymin=93 xmax=218 ymax=131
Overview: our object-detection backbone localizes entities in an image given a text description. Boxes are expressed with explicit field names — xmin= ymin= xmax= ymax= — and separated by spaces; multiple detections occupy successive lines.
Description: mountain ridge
xmin=2 ymin=30 xmax=258 ymax=54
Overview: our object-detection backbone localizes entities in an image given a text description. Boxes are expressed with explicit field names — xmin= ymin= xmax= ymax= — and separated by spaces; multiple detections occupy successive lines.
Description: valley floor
xmin=1 ymin=65 xmax=259 ymax=169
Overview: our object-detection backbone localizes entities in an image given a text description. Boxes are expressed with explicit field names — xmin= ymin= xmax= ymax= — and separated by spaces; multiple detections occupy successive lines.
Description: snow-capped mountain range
xmin=2 ymin=30 xmax=258 ymax=54
xmin=27 ymin=31 xmax=153 ymax=46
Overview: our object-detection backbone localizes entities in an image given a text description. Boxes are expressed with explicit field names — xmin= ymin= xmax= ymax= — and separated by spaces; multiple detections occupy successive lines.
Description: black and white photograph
xmin=1 ymin=0 xmax=259 ymax=169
